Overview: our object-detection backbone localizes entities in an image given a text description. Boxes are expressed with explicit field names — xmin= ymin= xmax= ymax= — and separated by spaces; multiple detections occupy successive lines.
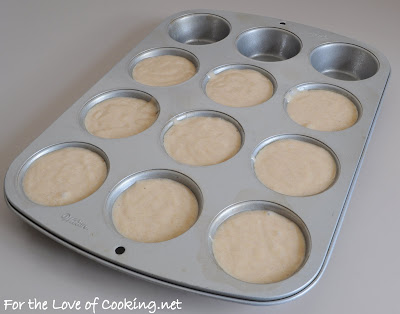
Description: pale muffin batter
xmin=206 ymin=69 xmax=274 ymax=107
xmin=286 ymin=89 xmax=358 ymax=131
xmin=85 ymin=97 xmax=158 ymax=139
xmin=23 ymin=147 xmax=107 ymax=206
xmin=254 ymin=139 xmax=337 ymax=196
xmin=132 ymin=55 xmax=196 ymax=86
xmin=164 ymin=116 xmax=241 ymax=166
xmin=113 ymin=178 xmax=198 ymax=243
xmin=213 ymin=210 xmax=306 ymax=284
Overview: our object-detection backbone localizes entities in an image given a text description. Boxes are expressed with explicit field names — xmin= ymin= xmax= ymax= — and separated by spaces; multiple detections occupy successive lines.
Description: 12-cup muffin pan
xmin=4 ymin=9 xmax=391 ymax=304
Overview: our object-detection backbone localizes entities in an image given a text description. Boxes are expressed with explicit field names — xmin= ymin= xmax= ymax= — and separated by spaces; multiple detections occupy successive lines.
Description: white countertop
xmin=1 ymin=1 xmax=399 ymax=313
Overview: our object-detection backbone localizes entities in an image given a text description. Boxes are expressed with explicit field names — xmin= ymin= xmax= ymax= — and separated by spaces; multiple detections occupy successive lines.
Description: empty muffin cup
xmin=236 ymin=28 xmax=302 ymax=62
xmin=310 ymin=43 xmax=379 ymax=81
xmin=210 ymin=201 xmax=309 ymax=284
xmin=168 ymin=13 xmax=231 ymax=45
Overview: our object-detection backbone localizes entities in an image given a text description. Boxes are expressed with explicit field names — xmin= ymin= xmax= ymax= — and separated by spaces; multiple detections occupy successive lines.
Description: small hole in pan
xmin=115 ymin=246 xmax=125 ymax=255
xmin=280 ymin=21 xmax=286 ymax=25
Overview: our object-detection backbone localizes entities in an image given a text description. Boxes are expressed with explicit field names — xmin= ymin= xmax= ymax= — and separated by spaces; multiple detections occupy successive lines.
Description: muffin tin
xmin=4 ymin=9 xmax=390 ymax=304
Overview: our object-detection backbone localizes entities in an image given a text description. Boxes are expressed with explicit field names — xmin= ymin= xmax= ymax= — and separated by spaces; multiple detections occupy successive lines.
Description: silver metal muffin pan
xmin=4 ymin=9 xmax=390 ymax=305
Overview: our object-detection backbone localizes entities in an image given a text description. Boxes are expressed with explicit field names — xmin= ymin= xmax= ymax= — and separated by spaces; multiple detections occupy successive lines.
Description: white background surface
xmin=1 ymin=1 xmax=399 ymax=313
